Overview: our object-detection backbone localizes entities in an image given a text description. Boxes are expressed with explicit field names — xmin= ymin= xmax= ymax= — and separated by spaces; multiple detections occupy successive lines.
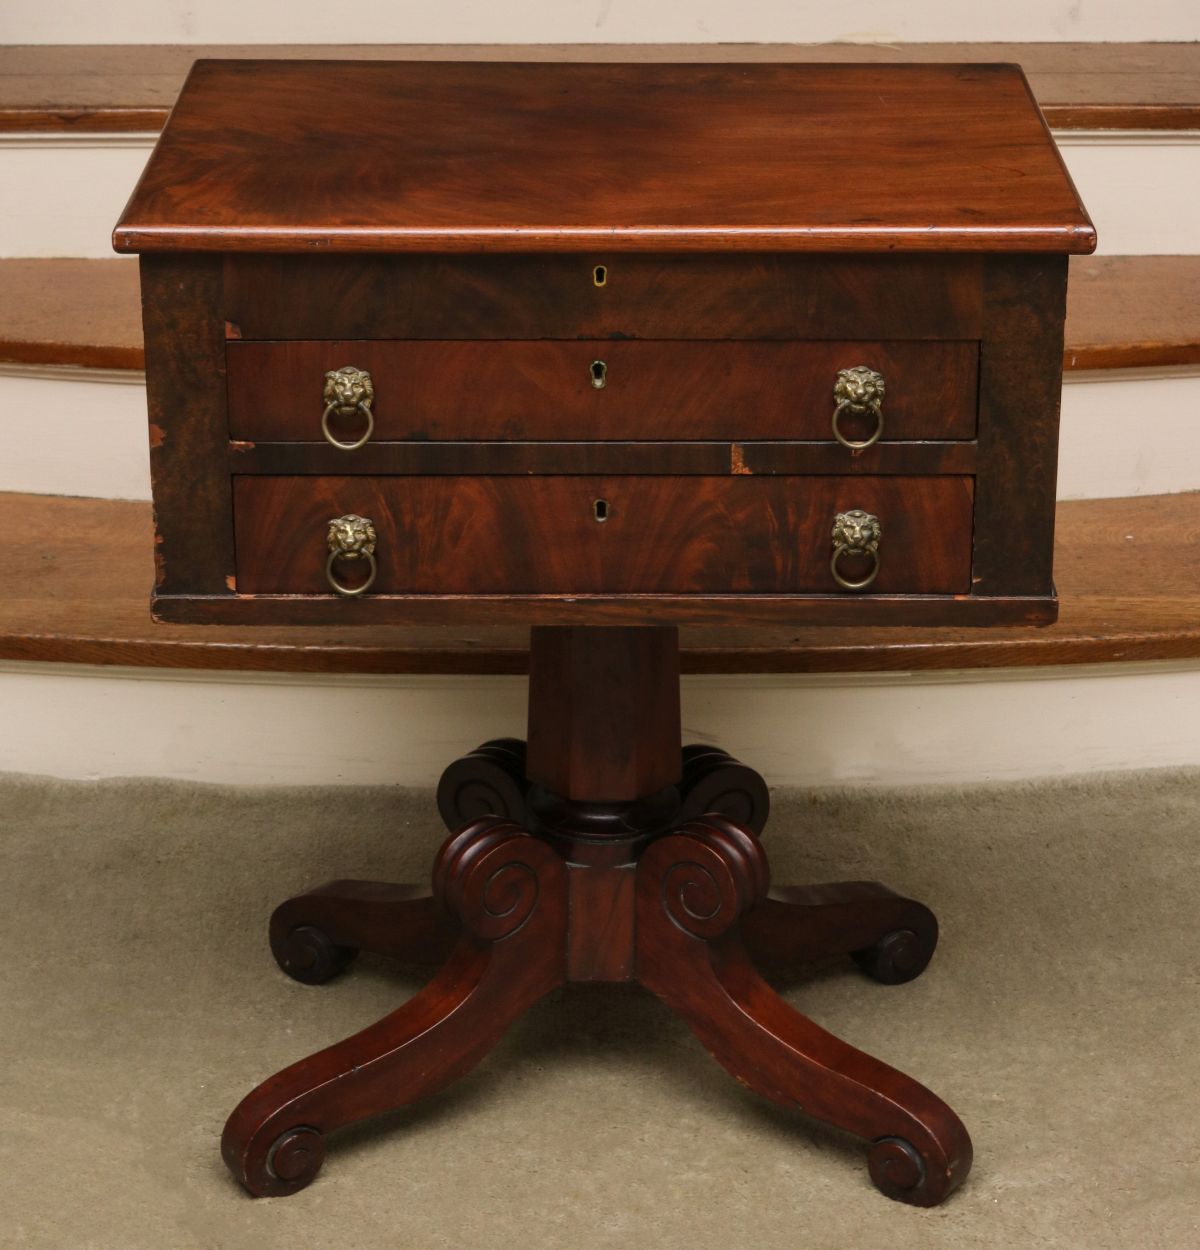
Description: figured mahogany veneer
xmin=115 ymin=60 xmax=1093 ymax=1207
xmin=222 ymin=253 xmax=985 ymax=342
xmin=233 ymin=475 xmax=974 ymax=596
xmin=133 ymin=246 xmax=1070 ymax=625
xmin=7 ymin=491 xmax=1200 ymax=675
xmin=113 ymin=61 xmax=1094 ymax=255
xmin=5 ymin=255 xmax=1189 ymax=377
xmin=226 ymin=340 xmax=979 ymax=443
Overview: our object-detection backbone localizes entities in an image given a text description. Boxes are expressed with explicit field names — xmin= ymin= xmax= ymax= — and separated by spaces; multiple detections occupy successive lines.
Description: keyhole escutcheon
xmin=590 ymin=360 xmax=607 ymax=390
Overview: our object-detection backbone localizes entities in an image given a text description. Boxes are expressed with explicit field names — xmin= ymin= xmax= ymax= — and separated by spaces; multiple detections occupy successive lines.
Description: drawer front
xmin=224 ymin=253 xmax=984 ymax=342
xmin=227 ymin=340 xmax=978 ymax=443
xmin=233 ymin=475 xmax=973 ymax=596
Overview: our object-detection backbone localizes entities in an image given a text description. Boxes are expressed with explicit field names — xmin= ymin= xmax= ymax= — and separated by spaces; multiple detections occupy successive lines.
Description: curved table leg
xmin=223 ymin=818 xmax=567 ymax=1196
xmin=270 ymin=881 xmax=459 ymax=983
xmin=741 ymin=882 xmax=939 ymax=985
xmin=635 ymin=817 xmax=972 ymax=1207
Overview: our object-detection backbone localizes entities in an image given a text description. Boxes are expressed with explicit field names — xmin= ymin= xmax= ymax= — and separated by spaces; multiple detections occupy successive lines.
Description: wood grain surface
xmin=971 ymin=256 xmax=1067 ymax=599
xmin=7 ymin=256 xmax=1188 ymax=375
xmin=0 ymin=259 xmax=142 ymax=370
xmin=526 ymin=626 xmax=681 ymax=801
xmin=226 ymin=440 xmax=979 ymax=479
xmin=231 ymin=475 xmax=974 ymax=596
xmin=112 ymin=61 xmax=1094 ymax=254
xmin=222 ymin=254 xmax=984 ymax=342
xmin=226 ymin=340 xmax=979 ymax=443
xmin=139 ymin=255 xmax=233 ymax=597
xmin=2 ymin=43 xmax=1196 ymax=133
xmin=4 ymin=490 xmax=1195 ymax=672
xmin=1064 ymin=257 xmax=1200 ymax=372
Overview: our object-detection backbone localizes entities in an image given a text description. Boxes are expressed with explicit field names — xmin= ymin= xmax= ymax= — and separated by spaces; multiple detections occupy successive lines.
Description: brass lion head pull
xmin=325 ymin=513 xmax=378 ymax=596
xmin=321 ymin=366 xmax=375 ymax=450
xmin=832 ymin=366 xmax=886 ymax=450
xmin=830 ymin=509 xmax=881 ymax=591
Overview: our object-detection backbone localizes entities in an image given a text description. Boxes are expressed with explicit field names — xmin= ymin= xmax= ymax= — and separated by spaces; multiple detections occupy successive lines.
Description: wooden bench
xmin=1 ymin=42 xmax=1198 ymax=132
xmin=3 ymin=255 xmax=1198 ymax=375
xmin=3 ymin=490 xmax=1197 ymax=674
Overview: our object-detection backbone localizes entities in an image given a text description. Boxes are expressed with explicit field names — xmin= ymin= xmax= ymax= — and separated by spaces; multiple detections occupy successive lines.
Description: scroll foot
xmin=269 ymin=880 xmax=458 ymax=983
xmin=223 ymin=817 xmax=567 ymax=1196
xmin=740 ymin=880 xmax=938 ymax=985
xmin=635 ymin=816 xmax=971 ymax=1207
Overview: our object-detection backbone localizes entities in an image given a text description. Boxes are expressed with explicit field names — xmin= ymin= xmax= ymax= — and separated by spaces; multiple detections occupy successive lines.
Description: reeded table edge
xmin=111 ymin=224 xmax=1098 ymax=255
xmin=150 ymin=592 xmax=1060 ymax=629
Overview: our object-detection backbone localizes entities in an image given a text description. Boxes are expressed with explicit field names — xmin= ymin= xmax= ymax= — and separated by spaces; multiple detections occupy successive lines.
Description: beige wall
xmin=4 ymin=0 xmax=1197 ymax=44
xmin=5 ymin=661 xmax=1200 ymax=788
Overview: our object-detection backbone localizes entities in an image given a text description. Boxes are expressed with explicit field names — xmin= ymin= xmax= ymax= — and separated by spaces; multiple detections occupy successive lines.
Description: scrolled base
xmin=678 ymin=744 xmax=770 ymax=833
xmin=436 ymin=738 xmax=530 ymax=831
xmin=636 ymin=813 xmax=971 ymax=1209
xmin=228 ymin=736 xmax=970 ymax=1206
xmin=222 ymin=814 xmax=568 ymax=1198
xmin=853 ymin=927 xmax=935 ymax=986
xmin=265 ymin=1127 xmax=326 ymax=1194
xmin=868 ymin=1136 xmax=927 ymax=1202
xmin=270 ymin=924 xmax=357 ymax=985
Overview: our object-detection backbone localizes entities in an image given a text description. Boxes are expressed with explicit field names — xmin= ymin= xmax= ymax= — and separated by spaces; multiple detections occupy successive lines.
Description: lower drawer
xmin=233 ymin=475 xmax=973 ymax=596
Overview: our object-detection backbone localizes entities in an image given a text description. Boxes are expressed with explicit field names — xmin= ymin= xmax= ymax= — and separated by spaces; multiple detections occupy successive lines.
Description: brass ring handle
xmin=831 ymin=398 xmax=884 ymax=450
xmin=830 ymin=509 xmax=881 ymax=592
xmin=832 ymin=366 xmax=886 ymax=450
xmin=321 ymin=400 xmax=375 ymax=451
xmin=830 ymin=543 xmax=880 ymax=591
xmin=321 ymin=365 xmax=375 ymax=451
xmin=326 ymin=514 xmax=378 ymax=597
xmin=325 ymin=549 xmax=377 ymax=596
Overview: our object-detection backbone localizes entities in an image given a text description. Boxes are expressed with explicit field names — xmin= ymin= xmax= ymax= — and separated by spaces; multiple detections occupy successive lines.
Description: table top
xmin=113 ymin=60 xmax=1095 ymax=256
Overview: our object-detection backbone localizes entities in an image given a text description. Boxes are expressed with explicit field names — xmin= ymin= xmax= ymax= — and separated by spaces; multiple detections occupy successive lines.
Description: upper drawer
xmin=223 ymin=254 xmax=984 ymax=341
xmin=226 ymin=340 xmax=978 ymax=443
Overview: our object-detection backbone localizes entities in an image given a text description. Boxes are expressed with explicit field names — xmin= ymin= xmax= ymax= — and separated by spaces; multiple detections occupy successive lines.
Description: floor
xmin=1 ymin=769 xmax=1196 ymax=1249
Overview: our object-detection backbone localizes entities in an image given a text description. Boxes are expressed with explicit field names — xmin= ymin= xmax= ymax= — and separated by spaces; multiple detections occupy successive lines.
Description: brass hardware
xmin=832 ymin=365 xmax=885 ymax=450
xmin=321 ymin=365 xmax=375 ymax=451
xmin=590 ymin=360 xmax=608 ymax=390
xmin=593 ymin=264 xmax=607 ymax=287
xmin=325 ymin=513 xmax=378 ymax=596
xmin=593 ymin=498 xmax=610 ymax=522
xmin=830 ymin=509 xmax=881 ymax=591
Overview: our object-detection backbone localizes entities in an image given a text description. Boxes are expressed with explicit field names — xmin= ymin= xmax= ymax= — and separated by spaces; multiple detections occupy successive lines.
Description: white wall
xmin=4 ymin=131 xmax=1200 ymax=260
xmin=4 ymin=660 xmax=1200 ymax=787
xmin=8 ymin=364 xmax=1198 ymax=504
xmin=2 ymin=0 xmax=1197 ymax=45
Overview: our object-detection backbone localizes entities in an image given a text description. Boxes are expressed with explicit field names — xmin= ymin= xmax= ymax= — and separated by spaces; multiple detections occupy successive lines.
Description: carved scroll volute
xmin=434 ymin=816 xmax=566 ymax=943
xmin=638 ymin=815 xmax=770 ymax=941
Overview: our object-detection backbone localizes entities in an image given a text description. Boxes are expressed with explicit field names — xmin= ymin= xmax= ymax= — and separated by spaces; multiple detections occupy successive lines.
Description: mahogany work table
xmin=114 ymin=60 xmax=1095 ymax=1206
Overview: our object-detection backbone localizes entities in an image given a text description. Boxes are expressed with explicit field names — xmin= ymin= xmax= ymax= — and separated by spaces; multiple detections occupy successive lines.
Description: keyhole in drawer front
xmin=593 ymin=264 xmax=607 ymax=287
xmin=593 ymin=498 xmax=610 ymax=522
xmin=590 ymin=360 xmax=608 ymax=389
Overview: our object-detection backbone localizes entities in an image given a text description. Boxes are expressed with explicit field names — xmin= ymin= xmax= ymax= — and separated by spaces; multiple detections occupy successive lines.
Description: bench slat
xmin=3 ymin=490 xmax=1198 ymax=674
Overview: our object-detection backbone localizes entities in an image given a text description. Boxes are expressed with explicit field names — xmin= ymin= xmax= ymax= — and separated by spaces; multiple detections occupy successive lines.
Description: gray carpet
xmin=1 ymin=769 xmax=1197 ymax=1249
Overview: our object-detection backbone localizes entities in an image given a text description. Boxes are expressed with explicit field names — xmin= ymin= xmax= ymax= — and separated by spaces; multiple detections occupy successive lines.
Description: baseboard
xmin=3 ymin=658 xmax=1198 ymax=787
